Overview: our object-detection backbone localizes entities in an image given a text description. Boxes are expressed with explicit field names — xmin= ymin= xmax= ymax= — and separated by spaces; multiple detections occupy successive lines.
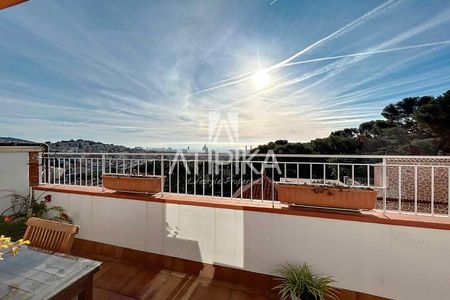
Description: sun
xmin=251 ymin=70 xmax=270 ymax=88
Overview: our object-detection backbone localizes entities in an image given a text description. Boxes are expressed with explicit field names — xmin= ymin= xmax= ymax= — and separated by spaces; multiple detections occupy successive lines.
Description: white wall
xmin=0 ymin=152 xmax=30 ymax=213
xmin=40 ymin=191 xmax=450 ymax=300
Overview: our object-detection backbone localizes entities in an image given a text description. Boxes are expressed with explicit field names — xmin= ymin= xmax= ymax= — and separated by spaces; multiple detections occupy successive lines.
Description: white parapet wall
xmin=38 ymin=190 xmax=450 ymax=300
xmin=0 ymin=146 xmax=41 ymax=213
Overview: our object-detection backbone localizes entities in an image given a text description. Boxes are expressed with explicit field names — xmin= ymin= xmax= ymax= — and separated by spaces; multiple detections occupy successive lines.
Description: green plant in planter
xmin=0 ymin=190 xmax=72 ymax=240
xmin=274 ymin=263 xmax=338 ymax=300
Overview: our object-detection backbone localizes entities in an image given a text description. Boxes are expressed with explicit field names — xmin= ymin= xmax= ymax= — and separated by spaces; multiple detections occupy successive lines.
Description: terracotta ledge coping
xmin=34 ymin=184 xmax=450 ymax=231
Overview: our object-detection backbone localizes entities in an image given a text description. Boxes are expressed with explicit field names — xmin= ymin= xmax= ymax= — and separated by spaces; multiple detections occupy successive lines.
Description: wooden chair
xmin=23 ymin=217 xmax=80 ymax=254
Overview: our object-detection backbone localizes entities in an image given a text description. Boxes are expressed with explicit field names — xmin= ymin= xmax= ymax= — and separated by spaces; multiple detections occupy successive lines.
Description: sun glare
xmin=251 ymin=70 xmax=270 ymax=88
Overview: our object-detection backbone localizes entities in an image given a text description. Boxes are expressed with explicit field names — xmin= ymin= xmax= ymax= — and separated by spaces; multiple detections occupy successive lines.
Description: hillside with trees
xmin=254 ymin=89 xmax=450 ymax=155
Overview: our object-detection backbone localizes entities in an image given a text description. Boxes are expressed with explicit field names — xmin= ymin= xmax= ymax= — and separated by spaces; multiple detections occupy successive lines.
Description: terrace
xmin=2 ymin=0 xmax=450 ymax=299
xmin=2 ymin=146 xmax=450 ymax=300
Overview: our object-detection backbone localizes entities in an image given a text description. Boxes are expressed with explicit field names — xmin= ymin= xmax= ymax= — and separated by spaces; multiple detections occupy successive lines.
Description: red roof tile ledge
xmin=34 ymin=184 xmax=450 ymax=231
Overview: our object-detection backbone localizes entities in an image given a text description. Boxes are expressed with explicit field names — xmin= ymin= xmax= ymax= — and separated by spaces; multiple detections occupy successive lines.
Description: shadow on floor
xmin=72 ymin=249 xmax=276 ymax=300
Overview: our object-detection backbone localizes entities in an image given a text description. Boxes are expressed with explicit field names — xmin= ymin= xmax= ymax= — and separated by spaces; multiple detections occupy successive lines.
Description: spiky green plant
xmin=274 ymin=263 xmax=339 ymax=300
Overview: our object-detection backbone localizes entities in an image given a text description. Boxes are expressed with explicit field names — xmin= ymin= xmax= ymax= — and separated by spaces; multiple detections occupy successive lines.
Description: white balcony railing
xmin=39 ymin=152 xmax=450 ymax=217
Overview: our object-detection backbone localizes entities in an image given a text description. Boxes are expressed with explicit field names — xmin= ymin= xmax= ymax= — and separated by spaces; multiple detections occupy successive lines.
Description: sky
xmin=1 ymin=0 xmax=450 ymax=149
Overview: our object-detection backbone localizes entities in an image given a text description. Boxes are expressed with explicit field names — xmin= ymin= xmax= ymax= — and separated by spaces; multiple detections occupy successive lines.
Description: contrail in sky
xmin=267 ymin=0 xmax=398 ymax=70
xmin=192 ymin=0 xmax=397 ymax=96
xmin=215 ymin=38 xmax=450 ymax=111
xmin=282 ymin=40 xmax=450 ymax=67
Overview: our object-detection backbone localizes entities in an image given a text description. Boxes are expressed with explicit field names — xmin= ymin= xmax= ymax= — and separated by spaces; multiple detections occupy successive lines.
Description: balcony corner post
xmin=38 ymin=151 xmax=43 ymax=185
xmin=101 ymin=154 xmax=106 ymax=191
xmin=382 ymin=157 xmax=387 ymax=213
xmin=161 ymin=154 xmax=164 ymax=197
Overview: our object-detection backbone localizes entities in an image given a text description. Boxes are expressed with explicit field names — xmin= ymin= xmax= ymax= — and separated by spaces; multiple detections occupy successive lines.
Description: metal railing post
xmin=272 ymin=164 xmax=275 ymax=208
xmin=38 ymin=152 xmax=43 ymax=184
xmin=398 ymin=165 xmax=401 ymax=213
xmin=382 ymin=157 xmax=387 ymax=213
xmin=47 ymin=155 xmax=50 ymax=184
xmin=161 ymin=155 xmax=164 ymax=196
xmin=101 ymin=154 xmax=106 ymax=189
xmin=431 ymin=166 xmax=435 ymax=216
xmin=448 ymin=167 xmax=450 ymax=217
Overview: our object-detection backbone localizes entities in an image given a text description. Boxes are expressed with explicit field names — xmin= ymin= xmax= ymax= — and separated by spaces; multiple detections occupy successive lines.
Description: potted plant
xmin=0 ymin=190 xmax=71 ymax=261
xmin=0 ymin=190 xmax=73 ymax=240
xmin=102 ymin=174 xmax=164 ymax=194
xmin=276 ymin=181 xmax=377 ymax=210
xmin=274 ymin=263 xmax=338 ymax=300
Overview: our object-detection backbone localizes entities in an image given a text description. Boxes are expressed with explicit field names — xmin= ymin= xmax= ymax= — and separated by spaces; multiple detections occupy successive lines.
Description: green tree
xmin=253 ymin=89 xmax=450 ymax=155
xmin=416 ymin=90 xmax=450 ymax=153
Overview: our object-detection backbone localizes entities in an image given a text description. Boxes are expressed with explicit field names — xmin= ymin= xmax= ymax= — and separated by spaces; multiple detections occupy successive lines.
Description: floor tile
xmin=95 ymin=262 xmax=141 ymax=293
xmin=188 ymin=281 xmax=232 ymax=300
xmin=94 ymin=287 xmax=137 ymax=300
xmin=74 ymin=248 xmax=273 ymax=300
xmin=119 ymin=268 xmax=163 ymax=299
xmin=144 ymin=274 xmax=197 ymax=300
xmin=230 ymin=289 xmax=268 ymax=300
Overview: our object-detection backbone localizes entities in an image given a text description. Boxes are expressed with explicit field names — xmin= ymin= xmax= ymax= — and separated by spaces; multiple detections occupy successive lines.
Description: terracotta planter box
xmin=102 ymin=174 xmax=163 ymax=194
xmin=276 ymin=184 xmax=377 ymax=210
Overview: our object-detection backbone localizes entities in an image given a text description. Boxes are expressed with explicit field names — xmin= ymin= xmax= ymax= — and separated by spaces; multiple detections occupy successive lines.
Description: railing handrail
xmin=42 ymin=152 xmax=450 ymax=160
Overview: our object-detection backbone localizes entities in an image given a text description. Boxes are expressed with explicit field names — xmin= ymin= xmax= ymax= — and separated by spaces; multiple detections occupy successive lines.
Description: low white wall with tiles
xmin=0 ymin=152 xmax=30 ymax=213
xmin=38 ymin=190 xmax=450 ymax=300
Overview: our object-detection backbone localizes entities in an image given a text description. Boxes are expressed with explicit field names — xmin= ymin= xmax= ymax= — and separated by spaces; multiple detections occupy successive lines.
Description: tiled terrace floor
xmin=72 ymin=249 xmax=275 ymax=300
